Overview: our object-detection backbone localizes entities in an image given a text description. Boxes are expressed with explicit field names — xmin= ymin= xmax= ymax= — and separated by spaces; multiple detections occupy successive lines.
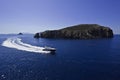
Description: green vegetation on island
xmin=34 ymin=24 xmax=113 ymax=39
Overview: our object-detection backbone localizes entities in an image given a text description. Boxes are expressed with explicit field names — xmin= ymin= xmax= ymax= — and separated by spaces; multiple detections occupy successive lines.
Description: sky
xmin=0 ymin=0 xmax=120 ymax=34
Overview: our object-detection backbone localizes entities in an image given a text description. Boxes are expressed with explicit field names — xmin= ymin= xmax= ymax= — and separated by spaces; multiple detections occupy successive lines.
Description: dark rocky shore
xmin=34 ymin=24 xmax=113 ymax=39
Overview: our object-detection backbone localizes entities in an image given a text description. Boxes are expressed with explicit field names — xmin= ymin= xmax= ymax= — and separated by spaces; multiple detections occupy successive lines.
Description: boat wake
xmin=2 ymin=37 xmax=50 ymax=53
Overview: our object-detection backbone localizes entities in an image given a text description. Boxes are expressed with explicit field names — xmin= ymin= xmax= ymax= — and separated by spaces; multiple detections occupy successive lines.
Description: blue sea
xmin=0 ymin=34 xmax=120 ymax=80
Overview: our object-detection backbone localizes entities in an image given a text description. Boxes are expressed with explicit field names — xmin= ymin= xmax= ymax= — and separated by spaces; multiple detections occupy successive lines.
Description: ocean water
xmin=0 ymin=34 xmax=120 ymax=80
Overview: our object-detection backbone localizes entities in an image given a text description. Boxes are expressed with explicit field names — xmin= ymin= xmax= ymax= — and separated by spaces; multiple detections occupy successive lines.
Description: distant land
xmin=34 ymin=24 xmax=113 ymax=39
xmin=18 ymin=32 xmax=23 ymax=35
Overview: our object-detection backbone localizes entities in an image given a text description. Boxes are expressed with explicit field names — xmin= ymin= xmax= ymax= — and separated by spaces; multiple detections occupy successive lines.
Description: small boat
xmin=43 ymin=46 xmax=56 ymax=52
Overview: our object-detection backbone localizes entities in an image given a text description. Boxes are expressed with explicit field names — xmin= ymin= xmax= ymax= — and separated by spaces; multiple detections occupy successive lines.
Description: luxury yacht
xmin=43 ymin=46 xmax=56 ymax=52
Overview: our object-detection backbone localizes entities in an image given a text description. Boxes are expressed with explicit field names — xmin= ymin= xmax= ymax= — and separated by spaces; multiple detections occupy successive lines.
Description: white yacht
xmin=43 ymin=46 xmax=56 ymax=52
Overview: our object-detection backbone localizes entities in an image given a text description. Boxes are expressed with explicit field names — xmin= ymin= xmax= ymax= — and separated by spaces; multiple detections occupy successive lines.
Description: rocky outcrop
xmin=18 ymin=33 xmax=23 ymax=35
xmin=34 ymin=33 xmax=40 ymax=38
xmin=34 ymin=24 xmax=113 ymax=39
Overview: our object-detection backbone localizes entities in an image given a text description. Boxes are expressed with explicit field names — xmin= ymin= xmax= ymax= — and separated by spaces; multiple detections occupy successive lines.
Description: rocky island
xmin=34 ymin=24 xmax=113 ymax=39
xmin=18 ymin=33 xmax=23 ymax=35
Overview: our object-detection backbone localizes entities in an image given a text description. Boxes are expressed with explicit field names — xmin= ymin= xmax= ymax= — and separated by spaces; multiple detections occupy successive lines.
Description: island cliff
xmin=34 ymin=24 xmax=113 ymax=39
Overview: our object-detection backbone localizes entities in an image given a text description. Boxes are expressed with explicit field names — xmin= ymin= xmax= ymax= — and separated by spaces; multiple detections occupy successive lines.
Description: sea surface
xmin=0 ymin=34 xmax=120 ymax=80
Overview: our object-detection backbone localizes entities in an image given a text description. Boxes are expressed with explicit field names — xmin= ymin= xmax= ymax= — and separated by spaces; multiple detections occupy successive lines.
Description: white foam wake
xmin=2 ymin=37 xmax=50 ymax=53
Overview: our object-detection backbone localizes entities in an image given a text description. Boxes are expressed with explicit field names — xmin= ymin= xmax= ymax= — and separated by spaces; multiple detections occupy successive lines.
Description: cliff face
xmin=34 ymin=24 xmax=113 ymax=39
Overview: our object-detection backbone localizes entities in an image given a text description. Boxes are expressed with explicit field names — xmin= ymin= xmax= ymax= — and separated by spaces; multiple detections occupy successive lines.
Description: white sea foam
xmin=2 ymin=37 xmax=50 ymax=53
